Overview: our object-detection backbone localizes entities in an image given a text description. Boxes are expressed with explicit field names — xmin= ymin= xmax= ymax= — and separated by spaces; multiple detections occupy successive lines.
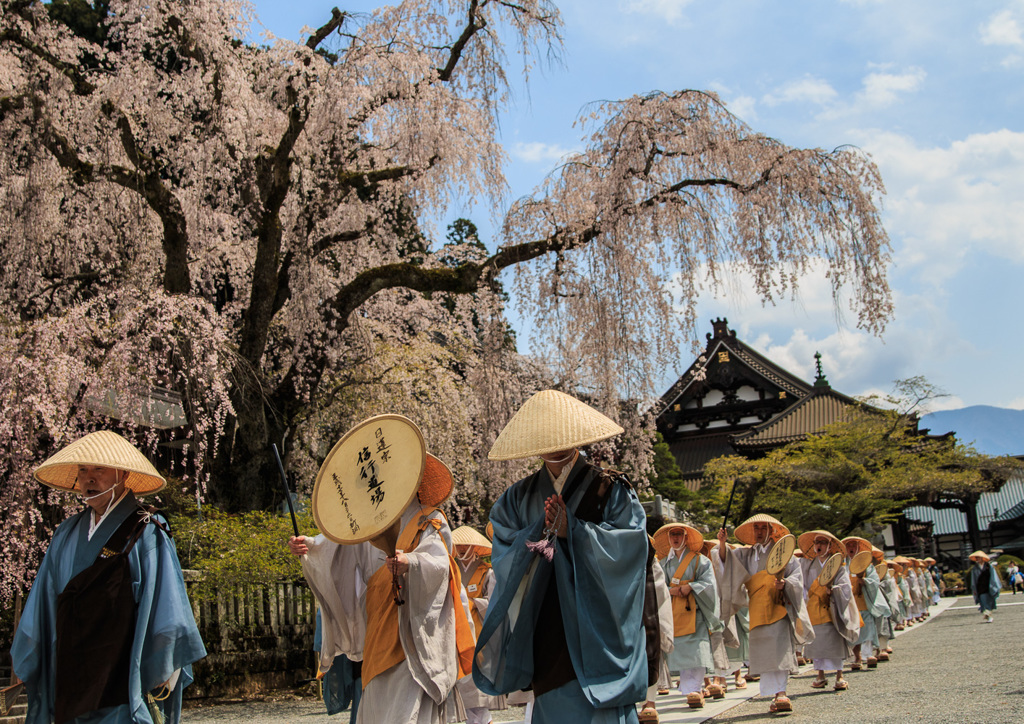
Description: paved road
xmin=183 ymin=595 xmax=1024 ymax=724
xmin=706 ymin=595 xmax=1024 ymax=723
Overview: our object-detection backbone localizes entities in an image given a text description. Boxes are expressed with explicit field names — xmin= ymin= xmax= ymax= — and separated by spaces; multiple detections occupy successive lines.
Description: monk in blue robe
xmin=474 ymin=390 xmax=648 ymax=724
xmin=12 ymin=431 xmax=205 ymax=724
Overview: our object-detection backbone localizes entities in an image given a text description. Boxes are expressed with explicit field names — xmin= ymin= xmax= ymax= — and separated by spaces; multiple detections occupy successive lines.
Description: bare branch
xmin=307 ymin=8 xmax=347 ymax=51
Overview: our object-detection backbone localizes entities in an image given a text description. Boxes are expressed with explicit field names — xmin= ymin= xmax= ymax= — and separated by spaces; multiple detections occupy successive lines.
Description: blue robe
xmin=473 ymin=458 xmax=647 ymax=724
xmin=12 ymin=498 xmax=206 ymax=724
xmin=313 ymin=610 xmax=361 ymax=717
xmin=970 ymin=562 xmax=1002 ymax=611
xmin=658 ymin=552 xmax=721 ymax=673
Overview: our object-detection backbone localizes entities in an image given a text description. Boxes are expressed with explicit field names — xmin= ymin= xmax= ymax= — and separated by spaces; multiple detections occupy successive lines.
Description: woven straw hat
xmin=34 ymin=430 xmax=165 ymax=495
xmin=451 ymin=526 xmax=492 ymax=556
xmin=871 ymin=546 xmax=885 ymax=563
xmin=653 ymin=523 xmax=703 ymax=558
xmin=968 ymin=550 xmax=990 ymax=563
xmin=924 ymin=557 xmax=936 ymax=565
xmin=701 ymin=539 xmax=731 ymax=557
xmin=488 ymin=390 xmax=624 ymax=461
xmin=798 ymin=530 xmax=844 ymax=558
xmin=841 ymin=536 xmax=872 ymax=555
xmin=886 ymin=560 xmax=903 ymax=574
xmin=419 ymin=453 xmax=453 ymax=507
xmin=734 ymin=514 xmax=789 ymax=545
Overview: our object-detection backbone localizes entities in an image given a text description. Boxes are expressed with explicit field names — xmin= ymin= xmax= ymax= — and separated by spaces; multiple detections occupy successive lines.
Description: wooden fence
xmin=183 ymin=573 xmax=319 ymax=698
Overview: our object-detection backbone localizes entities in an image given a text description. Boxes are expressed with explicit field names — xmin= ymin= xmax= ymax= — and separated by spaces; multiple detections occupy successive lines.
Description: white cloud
xmin=858 ymin=128 xmax=1024 ymax=281
xmin=511 ymin=141 xmax=576 ymax=164
xmin=922 ymin=395 xmax=969 ymax=413
xmin=763 ymin=76 xmax=838 ymax=107
xmin=1006 ymin=396 xmax=1024 ymax=410
xmin=855 ymin=67 xmax=926 ymax=108
xmin=622 ymin=0 xmax=696 ymax=24
xmin=667 ymin=256 xmax=982 ymax=402
xmin=726 ymin=94 xmax=757 ymax=122
xmin=980 ymin=9 xmax=1024 ymax=47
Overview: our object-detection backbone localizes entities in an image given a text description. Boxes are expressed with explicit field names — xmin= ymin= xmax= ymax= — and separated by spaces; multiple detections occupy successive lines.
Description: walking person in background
xmin=968 ymin=551 xmax=1002 ymax=623
xmin=1007 ymin=561 xmax=1022 ymax=595
xmin=717 ymin=515 xmax=814 ymax=715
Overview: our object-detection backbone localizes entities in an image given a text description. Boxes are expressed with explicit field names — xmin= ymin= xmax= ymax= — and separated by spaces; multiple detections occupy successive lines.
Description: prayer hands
xmin=387 ymin=551 xmax=410 ymax=577
xmin=774 ymin=577 xmax=785 ymax=590
xmin=288 ymin=535 xmax=308 ymax=557
xmin=544 ymin=495 xmax=568 ymax=538
xmin=672 ymin=583 xmax=693 ymax=597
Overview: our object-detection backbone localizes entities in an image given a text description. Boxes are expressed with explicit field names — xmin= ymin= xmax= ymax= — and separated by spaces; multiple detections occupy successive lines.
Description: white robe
xmin=456 ymin=560 xmax=505 ymax=713
xmin=300 ymin=505 xmax=460 ymax=724
xmin=720 ymin=544 xmax=814 ymax=676
xmin=800 ymin=558 xmax=859 ymax=668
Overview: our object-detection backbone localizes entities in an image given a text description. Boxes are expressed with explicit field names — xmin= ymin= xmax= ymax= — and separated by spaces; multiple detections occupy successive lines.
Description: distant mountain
xmin=920 ymin=406 xmax=1024 ymax=457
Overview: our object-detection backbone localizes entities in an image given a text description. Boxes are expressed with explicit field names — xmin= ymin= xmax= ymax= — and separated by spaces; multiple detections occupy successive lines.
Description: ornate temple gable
xmin=657 ymin=318 xmax=813 ymax=439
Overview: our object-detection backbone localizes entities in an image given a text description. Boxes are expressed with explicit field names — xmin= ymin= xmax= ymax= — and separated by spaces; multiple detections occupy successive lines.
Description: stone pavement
xmin=184 ymin=594 xmax=1024 ymax=724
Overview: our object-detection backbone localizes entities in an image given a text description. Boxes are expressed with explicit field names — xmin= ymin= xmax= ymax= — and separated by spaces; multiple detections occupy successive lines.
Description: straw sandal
xmin=867 ymin=656 xmax=878 ymax=668
xmin=810 ymin=678 xmax=828 ymax=689
xmin=638 ymin=705 xmax=660 ymax=723
xmin=770 ymin=695 xmax=792 ymax=713
xmin=686 ymin=692 xmax=705 ymax=709
xmin=707 ymin=684 xmax=725 ymax=699
xmin=834 ymin=679 xmax=849 ymax=691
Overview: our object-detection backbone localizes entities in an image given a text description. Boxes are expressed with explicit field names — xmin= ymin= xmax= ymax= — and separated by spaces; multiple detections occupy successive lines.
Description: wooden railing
xmin=182 ymin=573 xmax=318 ymax=698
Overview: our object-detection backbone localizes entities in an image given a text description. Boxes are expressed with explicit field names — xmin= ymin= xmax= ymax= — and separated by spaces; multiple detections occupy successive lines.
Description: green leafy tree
xmin=705 ymin=378 xmax=1023 ymax=544
xmin=644 ymin=433 xmax=715 ymax=529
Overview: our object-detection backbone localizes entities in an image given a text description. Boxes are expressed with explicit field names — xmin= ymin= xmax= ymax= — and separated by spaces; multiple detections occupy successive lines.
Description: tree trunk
xmin=211 ymin=385 xmax=283 ymax=512
xmin=963 ymin=497 xmax=982 ymax=553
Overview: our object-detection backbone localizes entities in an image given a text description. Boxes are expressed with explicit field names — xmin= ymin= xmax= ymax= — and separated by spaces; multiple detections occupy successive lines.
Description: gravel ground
xmin=708 ymin=596 xmax=1024 ymax=723
xmin=183 ymin=596 xmax=1024 ymax=724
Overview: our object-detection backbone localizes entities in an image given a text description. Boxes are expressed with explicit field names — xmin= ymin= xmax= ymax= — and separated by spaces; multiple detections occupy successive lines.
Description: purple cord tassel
xmin=526 ymin=507 xmax=564 ymax=562
xmin=526 ymin=537 xmax=556 ymax=562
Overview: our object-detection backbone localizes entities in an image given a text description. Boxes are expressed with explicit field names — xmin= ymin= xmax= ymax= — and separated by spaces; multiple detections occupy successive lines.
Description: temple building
xmin=654 ymin=318 xmax=1024 ymax=567
xmin=655 ymin=318 xmax=858 ymax=491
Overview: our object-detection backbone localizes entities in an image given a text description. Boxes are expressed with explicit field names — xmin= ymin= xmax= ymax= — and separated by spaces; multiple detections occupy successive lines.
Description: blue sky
xmin=250 ymin=0 xmax=1024 ymax=412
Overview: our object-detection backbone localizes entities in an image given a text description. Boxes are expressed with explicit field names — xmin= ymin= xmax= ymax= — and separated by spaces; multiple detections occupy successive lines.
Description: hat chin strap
xmin=541 ymin=449 xmax=576 ymax=465
xmin=80 ymin=486 xmax=120 ymax=520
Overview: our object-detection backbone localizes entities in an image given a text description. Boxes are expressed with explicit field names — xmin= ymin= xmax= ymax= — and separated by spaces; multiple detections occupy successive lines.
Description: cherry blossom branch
xmin=0 ymin=27 xmax=95 ymax=95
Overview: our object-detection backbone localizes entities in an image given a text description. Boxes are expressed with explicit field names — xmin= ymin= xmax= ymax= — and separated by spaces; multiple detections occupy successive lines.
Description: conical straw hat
xmin=485 ymin=521 xmax=494 ymax=541
xmin=871 ymin=546 xmax=885 ymax=563
xmin=734 ymin=514 xmax=789 ymax=545
xmin=419 ymin=453 xmax=453 ymax=507
xmin=34 ymin=430 xmax=165 ymax=495
xmin=841 ymin=536 xmax=872 ymax=555
xmin=488 ymin=390 xmax=624 ymax=461
xmin=451 ymin=526 xmax=492 ymax=555
xmin=968 ymin=550 xmax=990 ymax=562
xmin=798 ymin=530 xmax=844 ymax=558
xmin=924 ymin=557 xmax=936 ymax=564
xmin=653 ymin=523 xmax=704 ymax=558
